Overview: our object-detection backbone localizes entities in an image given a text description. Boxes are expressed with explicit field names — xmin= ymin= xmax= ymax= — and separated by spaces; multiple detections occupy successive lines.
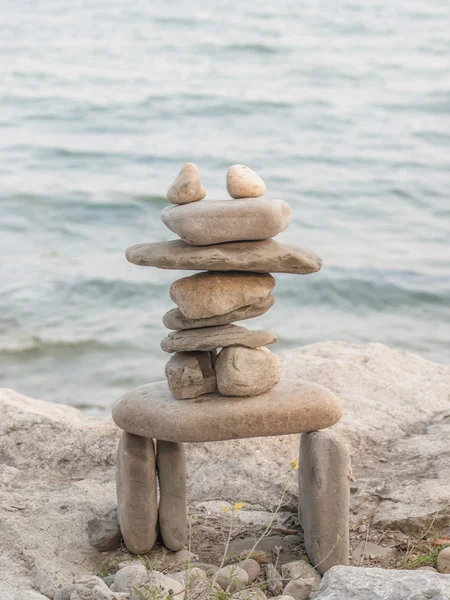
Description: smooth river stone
xmin=169 ymin=271 xmax=275 ymax=319
xmin=163 ymin=295 xmax=276 ymax=330
xmin=116 ymin=432 xmax=158 ymax=554
xmin=165 ymin=351 xmax=217 ymax=399
xmin=167 ymin=162 xmax=206 ymax=204
xmin=161 ymin=197 xmax=291 ymax=246
xmin=216 ymin=346 xmax=282 ymax=396
xmin=226 ymin=164 xmax=266 ymax=199
xmin=126 ymin=239 xmax=322 ymax=274
xmin=112 ymin=379 xmax=343 ymax=443
xmin=161 ymin=324 xmax=277 ymax=353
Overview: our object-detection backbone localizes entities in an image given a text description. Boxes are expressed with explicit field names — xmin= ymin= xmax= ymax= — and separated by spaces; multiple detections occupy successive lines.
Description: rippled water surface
xmin=1 ymin=1 xmax=449 ymax=412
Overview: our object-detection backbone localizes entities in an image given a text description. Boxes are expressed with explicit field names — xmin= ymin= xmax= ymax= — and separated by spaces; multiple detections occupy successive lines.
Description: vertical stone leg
xmin=156 ymin=440 xmax=187 ymax=551
xmin=298 ymin=431 xmax=350 ymax=574
xmin=116 ymin=431 xmax=158 ymax=554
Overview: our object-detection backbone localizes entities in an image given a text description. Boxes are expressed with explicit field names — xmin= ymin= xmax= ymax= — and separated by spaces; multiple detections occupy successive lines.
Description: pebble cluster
xmin=31 ymin=552 xmax=324 ymax=600
xmin=157 ymin=163 xmax=319 ymax=399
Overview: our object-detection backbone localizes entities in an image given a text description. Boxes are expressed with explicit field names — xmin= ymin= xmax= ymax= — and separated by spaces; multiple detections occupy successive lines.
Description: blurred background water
xmin=1 ymin=0 xmax=449 ymax=413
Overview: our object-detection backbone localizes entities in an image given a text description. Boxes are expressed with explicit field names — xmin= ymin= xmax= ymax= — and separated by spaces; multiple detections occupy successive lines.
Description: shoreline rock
xmin=1 ymin=342 xmax=449 ymax=593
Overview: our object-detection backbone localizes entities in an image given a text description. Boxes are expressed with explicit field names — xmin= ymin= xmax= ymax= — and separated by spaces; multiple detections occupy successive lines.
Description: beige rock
xmin=161 ymin=325 xmax=277 ymax=354
xmin=232 ymin=590 xmax=267 ymax=600
xmin=156 ymin=441 xmax=187 ymax=552
xmin=165 ymin=352 xmax=216 ymax=399
xmin=167 ymin=163 xmax=206 ymax=205
xmin=437 ymin=546 xmax=450 ymax=574
xmin=131 ymin=571 xmax=185 ymax=600
xmin=226 ymin=165 xmax=266 ymax=199
xmin=126 ymin=239 xmax=322 ymax=274
xmin=282 ymin=559 xmax=321 ymax=600
xmin=215 ymin=565 xmax=249 ymax=591
xmin=113 ymin=565 xmax=147 ymax=592
xmin=298 ymin=431 xmax=350 ymax=574
xmin=161 ymin=197 xmax=290 ymax=246
xmin=169 ymin=272 xmax=275 ymax=320
xmin=116 ymin=432 xmax=158 ymax=554
xmin=112 ymin=379 xmax=343 ymax=443
xmin=163 ymin=296 xmax=275 ymax=330
xmin=240 ymin=558 xmax=261 ymax=582
xmin=216 ymin=346 xmax=282 ymax=397
xmin=70 ymin=577 xmax=115 ymax=600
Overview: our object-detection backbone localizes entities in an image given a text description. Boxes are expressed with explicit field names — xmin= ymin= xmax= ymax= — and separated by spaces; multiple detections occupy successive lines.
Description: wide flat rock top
xmin=126 ymin=239 xmax=322 ymax=274
xmin=112 ymin=379 xmax=342 ymax=442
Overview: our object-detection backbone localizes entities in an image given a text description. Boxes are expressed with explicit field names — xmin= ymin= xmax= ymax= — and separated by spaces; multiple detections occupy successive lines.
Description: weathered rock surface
xmin=112 ymin=379 xmax=342 ymax=442
xmin=298 ymin=431 xmax=350 ymax=574
xmin=0 ymin=388 xmax=120 ymax=595
xmin=226 ymin=165 xmax=266 ymax=199
xmin=87 ymin=518 xmax=121 ymax=552
xmin=2 ymin=342 xmax=450 ymax=593
xmin=161 ymin=197 xmax=290 ymax=246
xmin=216 ymin=346 xmax=282 ymax=396
xmin=165 ymin=352 xmax=217 ymax=399
xmin=312 ymin=566 xmax=450 ymax=599
xmin=163 ymin=296 xmax=276 ymax=330
xmin=167 ymin=163 xmax=206 ymax=204
xmin=126 ymin=239 xmax=322 ymax=274
xmin=437 ymin=547 xmax=450 ymax=574
xmin=161 ymin=324 xmax=277 ymax=353
xmin=169 ymin=272 xmax=275 ymax=320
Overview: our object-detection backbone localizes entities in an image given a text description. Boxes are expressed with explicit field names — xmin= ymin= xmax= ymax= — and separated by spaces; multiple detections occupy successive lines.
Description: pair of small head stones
xmin=167 ymin=163 xmax=267 ymax=205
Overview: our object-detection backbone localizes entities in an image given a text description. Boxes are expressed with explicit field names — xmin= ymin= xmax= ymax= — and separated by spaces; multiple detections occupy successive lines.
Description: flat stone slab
xmin=112 ymin=379 xmax=343 ymax=443
xmin=163 ymin=296 xmax=275 ymax=330
xmin=161 ymin=197 xmax=291 ymax=246
xmin=126 ymin=239 xmax=322 ymax=274
xmin=160 ymin=324 xmax=277 ymax=353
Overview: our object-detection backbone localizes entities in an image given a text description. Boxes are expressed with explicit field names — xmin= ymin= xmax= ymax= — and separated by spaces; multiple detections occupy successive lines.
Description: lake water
xmin=1 ymin=0 xmax=449 ymax=413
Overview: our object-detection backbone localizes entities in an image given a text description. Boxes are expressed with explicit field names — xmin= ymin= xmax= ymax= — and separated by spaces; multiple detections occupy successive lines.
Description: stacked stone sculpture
xmin=132 ymin=163 xmax=323 ymax=399
xmin=112 ymin=163 xmax=348 ymax=572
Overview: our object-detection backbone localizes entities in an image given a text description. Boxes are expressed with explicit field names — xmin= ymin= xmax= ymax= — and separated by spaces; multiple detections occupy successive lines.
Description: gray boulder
xmin=312 ymin=566 xmax=450 ymax=599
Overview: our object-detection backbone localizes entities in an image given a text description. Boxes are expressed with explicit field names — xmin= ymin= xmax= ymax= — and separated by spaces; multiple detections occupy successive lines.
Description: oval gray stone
xmin=161 ymin=197 xmax=291 ymax=246
xmin=126 ymin=239 xmax=322 ymax=274
xmin=112 ymin=379 xmax=343 ymax=443
xmin=161 ymin=325 xmax=277 ymax=353
xmin=216 ymin=346 xmax=282 ymax=397
xmin=169 ymin=271 xmax=275 ymax=320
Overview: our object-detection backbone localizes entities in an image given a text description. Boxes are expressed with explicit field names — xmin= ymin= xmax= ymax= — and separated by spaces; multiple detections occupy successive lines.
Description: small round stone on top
xmin=226 ymin=164 xmax=266 ymax=199
xmin=167 ymin=162 xmax=206 ymax=204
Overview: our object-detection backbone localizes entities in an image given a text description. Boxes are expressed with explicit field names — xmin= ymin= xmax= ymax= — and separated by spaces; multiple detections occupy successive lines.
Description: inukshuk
xmin=113 ymin=163 xmax=347 ymax=569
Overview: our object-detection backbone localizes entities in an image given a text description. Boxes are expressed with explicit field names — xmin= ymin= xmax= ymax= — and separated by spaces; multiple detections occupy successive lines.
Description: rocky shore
xmin=1 ymin=341 xmax=449 ymax=599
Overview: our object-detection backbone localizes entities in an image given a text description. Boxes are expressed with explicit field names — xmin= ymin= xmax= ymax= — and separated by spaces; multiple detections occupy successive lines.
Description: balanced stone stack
xmin=116 ymin=168 xmax=347 ymax=563
xmin=143 ymin=163 xmax=322 ymax=399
